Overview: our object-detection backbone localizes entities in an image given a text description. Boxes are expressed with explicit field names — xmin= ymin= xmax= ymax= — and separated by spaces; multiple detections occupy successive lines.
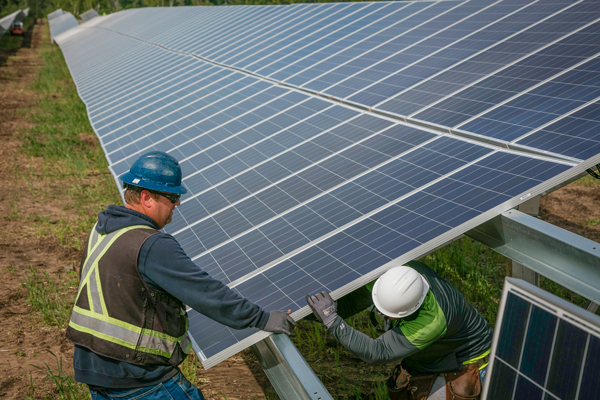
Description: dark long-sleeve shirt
xmin=327 ymin=261 xmax=492 ymax=373
xmin=73 ymin=205 xmax=269 ymax=389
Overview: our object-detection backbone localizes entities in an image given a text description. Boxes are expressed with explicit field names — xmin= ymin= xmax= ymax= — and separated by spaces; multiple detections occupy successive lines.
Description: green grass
xmin=28 ymin=351 xmax=89 ymax=400
xmin=573 ymin=173 xmax=600 ymax=188
xmin=0 ymin=16 xmax=33 ymax=53
xmin=17 ymin=25 xmax=121 ymax=251
xmin=24 ymin=29 xmax=120 ymax=205
xmin=423 ymin=237 xmax=506 ymax=326
xmin=21 ymin=267 xmax=78 ymax=329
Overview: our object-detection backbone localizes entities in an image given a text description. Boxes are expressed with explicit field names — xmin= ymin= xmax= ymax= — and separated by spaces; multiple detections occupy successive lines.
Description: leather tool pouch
xmin=444 ymin=363 xmax=482 ymax=400
xmin=387 ymin=363 xmax=438 ymax=400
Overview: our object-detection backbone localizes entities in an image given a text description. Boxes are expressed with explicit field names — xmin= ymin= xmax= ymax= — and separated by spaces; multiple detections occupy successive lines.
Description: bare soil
xmin=0 ymin=18 xmax=598 ymax=400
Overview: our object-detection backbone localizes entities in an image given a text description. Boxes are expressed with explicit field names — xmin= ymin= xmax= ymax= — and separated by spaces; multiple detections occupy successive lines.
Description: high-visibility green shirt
xmin=327 ymin=261 xmax=492 ymax=373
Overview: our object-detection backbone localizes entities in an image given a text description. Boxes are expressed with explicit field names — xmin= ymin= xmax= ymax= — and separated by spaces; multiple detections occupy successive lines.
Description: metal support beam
xmin=251 ymin=334 xmax=333 ymax=400
xmin=467 ymin=209 xmax=600 ymax=304
xmin=509 ymin=197 xmax=541 ymax=286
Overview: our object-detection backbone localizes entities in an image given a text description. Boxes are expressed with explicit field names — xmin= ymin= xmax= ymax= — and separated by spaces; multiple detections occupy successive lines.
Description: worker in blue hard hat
xmin=66 ymin=151 xmax=295 ymax=400
xmin=306 ymin=261 xmax=492 ymax=400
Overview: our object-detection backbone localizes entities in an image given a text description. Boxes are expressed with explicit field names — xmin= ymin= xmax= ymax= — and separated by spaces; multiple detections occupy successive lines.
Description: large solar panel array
xmin=483 ymin=278 xmax=600 ymax=400
xmin=48 ymin=11 xmax=78 ymax=43
xmin=52 ymin=0 xmax=600 ymax=368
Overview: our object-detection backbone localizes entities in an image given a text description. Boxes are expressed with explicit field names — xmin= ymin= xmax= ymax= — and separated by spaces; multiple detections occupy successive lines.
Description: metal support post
xmin=467 ymin=209 xmax=600 ymax=305
xmin=251 ymin=334 xmax=333 ymax=400
xmin=508 ymin=197 xmax=541 ymax=286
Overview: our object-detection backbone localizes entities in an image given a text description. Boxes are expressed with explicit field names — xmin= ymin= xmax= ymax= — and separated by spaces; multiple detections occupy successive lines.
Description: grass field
xmin=11 ymin=20 xmax=600 ymax=400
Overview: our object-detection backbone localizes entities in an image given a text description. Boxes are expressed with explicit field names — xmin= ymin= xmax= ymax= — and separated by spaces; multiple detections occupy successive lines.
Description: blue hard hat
xmin=120 ymin=151 xmax=187 ymax=195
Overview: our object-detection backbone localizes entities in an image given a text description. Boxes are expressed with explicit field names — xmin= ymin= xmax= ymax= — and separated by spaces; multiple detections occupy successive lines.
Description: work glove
xmin=306 ymin=291 xmax=338 ymax=329
xmin=263 ymin=310 xmax=296 ymax=335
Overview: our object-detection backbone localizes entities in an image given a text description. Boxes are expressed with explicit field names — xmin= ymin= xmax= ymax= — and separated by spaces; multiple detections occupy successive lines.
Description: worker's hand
xmin=263 ymin=310 xmax=296 ymax=336
xmin=306 ymin=291 xmax=338 ymax=329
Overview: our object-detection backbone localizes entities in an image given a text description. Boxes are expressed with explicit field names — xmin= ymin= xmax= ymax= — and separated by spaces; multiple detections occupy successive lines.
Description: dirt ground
xmin=0 ymin=19 xmax=598 ymax=400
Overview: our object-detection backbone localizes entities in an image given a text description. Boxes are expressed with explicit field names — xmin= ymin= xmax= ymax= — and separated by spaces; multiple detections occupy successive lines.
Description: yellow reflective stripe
xmin=87 ymin=280 xmax=94 ymax=313
xmin=76 ymin=225 xmax=153 ymax=301
xmin=73 ymin=305 xmax=180 ymax=344
xmin=463 ymin=349 xmax=491 ymax=369
xmin=95 ymin=266 xmax=108 ymax=315
xmin=69 ymin=320 xmax=136 ymax=350
xmin=68 ymin=320 xmax=172 ymax=359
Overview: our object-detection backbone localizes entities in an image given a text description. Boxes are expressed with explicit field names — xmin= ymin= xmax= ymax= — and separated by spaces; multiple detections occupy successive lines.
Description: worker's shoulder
xmin=142 ymin=230 xmax=183 ymax=252
xmin=406 ymin=260 xmax=435 ymax=276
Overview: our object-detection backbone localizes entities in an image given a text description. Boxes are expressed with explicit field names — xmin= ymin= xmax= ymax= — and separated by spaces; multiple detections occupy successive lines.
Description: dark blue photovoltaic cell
xmin=496 ymin=293 xmax=530 ymax=368
xmin=281 ymin=1 xmax=431 ymax=87
xmin=304 ymin=1 xmax=463 ymax=95
xmin=410 ymin=6 xmax=600 ymax=127
xmin=263 ymin=2 xmax=402 ymax=80
xmin=579 ymin=335 xmax=600 ymax=399
xmin=185 ymin=137 xmax=491 ymax=283
xmin=546 ymin=320 xmax=588 ymax=400
xmin=339 ymin=1 xmax=533 ymax=106
xmin=513 ymin=376 xmax=543 ymax=400
xmin=520 ymin=306 xmax=557 ymax=386
xmin=244 ymin=2 xmax=376 ymax=74
xmin=456 ymin=55 xmax=600 ymax=142
xmin=515 ymin=101 xmax=600 ymax=160
xmin=487 ymin=360 xmax=517 ymax=400
xmin=167 ymin=114 xmax=426 ymax=228
xmin=228 ymin=3 xmax=352 ymax=68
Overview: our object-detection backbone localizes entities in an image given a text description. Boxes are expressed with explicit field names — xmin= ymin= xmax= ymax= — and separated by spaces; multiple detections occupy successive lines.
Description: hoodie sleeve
xmin=138 ymin=233 xmax=269 ymax=330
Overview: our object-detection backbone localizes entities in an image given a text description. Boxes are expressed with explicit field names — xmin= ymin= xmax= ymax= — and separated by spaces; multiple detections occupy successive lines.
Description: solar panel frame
xmin=482 ymin=278 xmax=600 ymax=400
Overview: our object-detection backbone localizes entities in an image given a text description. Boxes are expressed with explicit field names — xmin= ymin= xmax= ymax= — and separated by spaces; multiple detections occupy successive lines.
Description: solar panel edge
xmin=198 ymin=152 xmax=599 ymax=369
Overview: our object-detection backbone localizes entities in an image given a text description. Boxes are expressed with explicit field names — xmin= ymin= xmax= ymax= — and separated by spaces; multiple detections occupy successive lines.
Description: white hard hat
xmin=372 ymin=266 xmax=430 ymax=318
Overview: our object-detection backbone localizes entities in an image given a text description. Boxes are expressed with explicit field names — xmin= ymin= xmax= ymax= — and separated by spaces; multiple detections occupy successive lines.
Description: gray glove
xmin=306 ymin=291 xmax=338 ymax=328
xmin=263 ymin=310 xmax=296 ymax=335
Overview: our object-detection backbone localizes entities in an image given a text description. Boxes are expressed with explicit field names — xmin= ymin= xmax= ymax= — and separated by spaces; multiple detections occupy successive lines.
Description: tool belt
xmin=442 ymin=362 xmax=482 ymax=400
xmin=387 ymin=356 xmax=487 ymax=400
xmin=386 ymin=362 xmax=438 ymax=400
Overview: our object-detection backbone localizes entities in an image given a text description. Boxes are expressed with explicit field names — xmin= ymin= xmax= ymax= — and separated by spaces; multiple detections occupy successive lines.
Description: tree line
xmin=2 ymin=0 xmax=384 ymax=20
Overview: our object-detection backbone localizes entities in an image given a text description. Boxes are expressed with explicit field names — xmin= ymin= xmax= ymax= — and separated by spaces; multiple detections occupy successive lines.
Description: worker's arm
xmin=307 ymin=291 xmax=446 ymax=364
xmin=139 ymin=233 xmax=270 ymax=330
xmin=327 ymin=316 xmax=420 ymax=364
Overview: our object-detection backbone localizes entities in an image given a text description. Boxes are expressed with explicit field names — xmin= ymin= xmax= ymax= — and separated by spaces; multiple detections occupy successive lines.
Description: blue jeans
xmin=90 ymin=372 xmax=204 ymax=400
xmin=479 ymin=365 xmax=487 ymax=385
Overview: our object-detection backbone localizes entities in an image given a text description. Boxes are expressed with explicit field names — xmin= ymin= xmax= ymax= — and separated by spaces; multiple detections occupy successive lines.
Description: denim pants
xmin=90 ymin=372 xmax=204 ymax=400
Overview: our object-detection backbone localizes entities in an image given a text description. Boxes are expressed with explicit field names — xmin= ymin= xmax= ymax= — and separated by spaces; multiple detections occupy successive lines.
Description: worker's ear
xmin=140 ymin=190 xmax=155 ymax=208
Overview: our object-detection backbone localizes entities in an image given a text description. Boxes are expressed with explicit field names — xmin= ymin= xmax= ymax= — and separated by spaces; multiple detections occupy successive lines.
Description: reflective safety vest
xmin=66 ymin=224 xmax=192 ymax=367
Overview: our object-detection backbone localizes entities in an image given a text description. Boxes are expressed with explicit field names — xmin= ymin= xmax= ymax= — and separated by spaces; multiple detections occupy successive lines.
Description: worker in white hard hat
xmin=306 ymin=261 xmax=492 ymax=400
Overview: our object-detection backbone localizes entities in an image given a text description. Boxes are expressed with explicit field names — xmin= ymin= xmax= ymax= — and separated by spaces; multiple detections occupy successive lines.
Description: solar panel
xmin=49 ymin=12 xmax=78 ymax=43
xmin=51 ymin=1 xmax=600 ymax=368
xmin=80 ymin=9 xmax=99 ymax=22
xmin=0 ymin=9 xmax=28 ymax=39
xmin=47 ymin=8 xmax=64 ymax=21
xmin=482 ymin=278 xmax=600 ymax=400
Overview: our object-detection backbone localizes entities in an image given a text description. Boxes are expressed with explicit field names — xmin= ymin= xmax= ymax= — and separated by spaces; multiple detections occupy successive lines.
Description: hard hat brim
xmin=120 ymin=171 xmax=188 ymax=195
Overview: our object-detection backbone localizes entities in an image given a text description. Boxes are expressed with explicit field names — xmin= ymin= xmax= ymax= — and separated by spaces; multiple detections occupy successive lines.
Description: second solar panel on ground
xmin=484 ymin=278 xmax=600 ymax=400
xmin=51 ymin=0 xmax=600 ymax=368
